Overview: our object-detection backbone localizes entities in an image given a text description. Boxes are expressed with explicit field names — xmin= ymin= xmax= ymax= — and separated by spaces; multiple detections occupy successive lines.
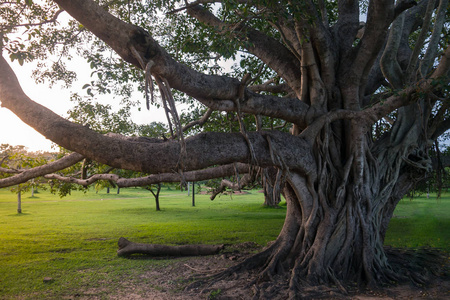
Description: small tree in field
xmin=0 ymin=0 xmax=449 ymax=297
xmin=1 ymin=144 xmax=51 ymax=211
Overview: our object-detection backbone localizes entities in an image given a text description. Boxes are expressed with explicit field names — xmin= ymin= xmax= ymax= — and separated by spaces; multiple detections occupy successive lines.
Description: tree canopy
xmin=0 ymin=0 xmax=449 ymax=298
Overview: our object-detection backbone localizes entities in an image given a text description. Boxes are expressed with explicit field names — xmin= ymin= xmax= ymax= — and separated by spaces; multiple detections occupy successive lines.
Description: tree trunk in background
xmin=192 ymin=182 xmax=195 ymax=207
xmin=147 ymin=184 xmax=161 ymax=211
xmin=17 ymin=187 xmax=22 ymax=214
xmin=262 ymin=167 xmax=282 ymax=207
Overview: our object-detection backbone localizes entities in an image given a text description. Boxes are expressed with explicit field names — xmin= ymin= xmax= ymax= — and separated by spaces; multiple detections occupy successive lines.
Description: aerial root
xmin=326 ymin=267 xmax=348 ymax=294
xmin=130 ymin=44 xmax=187 ymax=186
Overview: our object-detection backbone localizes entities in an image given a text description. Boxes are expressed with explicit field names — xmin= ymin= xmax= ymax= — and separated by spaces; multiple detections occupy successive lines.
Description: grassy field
xmin=0 ymin=187 xmax=449 ymax=299
xmin=384 ymin=194 xmax=450 ymax=249
xmin=0 ymin=187 xmax=285 ymax=299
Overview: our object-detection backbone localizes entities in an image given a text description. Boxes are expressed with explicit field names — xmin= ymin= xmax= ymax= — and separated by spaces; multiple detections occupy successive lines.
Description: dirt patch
xmin=78 ymin=244 xmax=450 ymax=299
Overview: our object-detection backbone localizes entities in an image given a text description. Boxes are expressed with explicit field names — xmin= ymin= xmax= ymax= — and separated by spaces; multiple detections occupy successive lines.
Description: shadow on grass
xmin=8 ymin=212 xmax=32 ymax=217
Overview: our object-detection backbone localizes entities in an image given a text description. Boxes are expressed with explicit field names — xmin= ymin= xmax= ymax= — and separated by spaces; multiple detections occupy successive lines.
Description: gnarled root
xmin=117 ymin=237 xmax=224 ymax=257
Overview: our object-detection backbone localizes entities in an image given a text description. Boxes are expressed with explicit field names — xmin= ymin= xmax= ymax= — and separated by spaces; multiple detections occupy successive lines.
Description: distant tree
xmin=0 ymin=144 xmax=53 ymax=211
xmin=145 ymin=183 xmax=162 ymax=211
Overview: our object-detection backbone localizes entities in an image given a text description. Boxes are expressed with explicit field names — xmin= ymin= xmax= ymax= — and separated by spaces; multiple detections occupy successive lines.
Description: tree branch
xmin=405 ymin=0 xmax=436 ymax=82
xmin=419 ymin=0 xmax=449 ymax=78
xmin=210 ymin=171 xmax=256 ymax=200
xmin=431 ymin=45 xmax=450 ymax=79
xmin=249 ymin=81 xmax=290 ymax=94
xmin=431 ymin=118 xmax=450 ymax=140
xmin=380 ymin=11 xmax=405 ymax=89
xmin=0 ymin=153 xmax=84 ymax=188
xmin=53 ymin=0 xmax=309 ymax=124
xmin=186 ymin=4 xmax=303 ymax=96
xmin=394 ymin=0 xmax=418 ymax=18
xmin=349 ymin=0 xmax=394 ymax=85
xmin=180 ymin=108 xmax=213 ymax=135
xmin=44 ymin=163 xmax=251 ymax=187
xmin=0 ymin=53 xmax=314 ymax=176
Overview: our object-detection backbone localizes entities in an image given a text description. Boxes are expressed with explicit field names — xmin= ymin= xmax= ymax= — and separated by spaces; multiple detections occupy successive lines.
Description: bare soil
xmin=88 ymin=243 xmax=449 ymax=299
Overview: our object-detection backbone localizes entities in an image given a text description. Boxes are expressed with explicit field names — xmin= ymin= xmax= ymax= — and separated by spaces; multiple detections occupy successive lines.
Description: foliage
xmin=0 ymin=144 xmax=53 ymax=194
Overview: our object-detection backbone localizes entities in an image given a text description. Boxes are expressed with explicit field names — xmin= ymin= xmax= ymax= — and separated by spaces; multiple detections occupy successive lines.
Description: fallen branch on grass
xmin=117 ymin=237 xmax=224 ymax=257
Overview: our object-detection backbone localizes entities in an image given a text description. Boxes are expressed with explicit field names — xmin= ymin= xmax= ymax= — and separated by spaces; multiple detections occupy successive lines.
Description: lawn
xmin=0 ymin=187 xmax=285 ymax=299
xmin=384 ymin=194 xmax=450 ymax=249
xmin=0 ymin=187 xmax=448 ymax=299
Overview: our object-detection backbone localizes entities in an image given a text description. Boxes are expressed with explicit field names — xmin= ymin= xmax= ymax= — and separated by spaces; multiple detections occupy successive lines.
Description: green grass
xmin=0 ymin=187 xmax=285 ymax=299
xmin=0 ymin=187 xmax=449 ymax=299
xmin=384 ymin=194 xmax=450 ymax=249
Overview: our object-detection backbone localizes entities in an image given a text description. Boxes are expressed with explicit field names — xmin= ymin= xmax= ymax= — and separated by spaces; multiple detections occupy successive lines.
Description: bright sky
xmin=0 ymin=58 xmax=169 ymax=152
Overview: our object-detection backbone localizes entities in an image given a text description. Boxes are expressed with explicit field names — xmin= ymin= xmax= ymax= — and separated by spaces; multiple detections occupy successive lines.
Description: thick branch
xmin=431 ymin=45 xmax=450 ymax=80
xmin=186 ymin=4 xmax=303 ymax=96
xmin=394 ymin=0 xmax=418 ymax=18
xmin=419 ymin=0 xmax=449 ymax=77
xmin=405 ymin=0 xmax=436 ymax=82
xmin=380 ymin=12 xmax=405 ymax=89
xmin=44 ymin=163 xmax=250 ymax=187
xmin=0 ymin=153 xmax=84 ymax=188
xmin=348 ymin=0 xmax=394 ymax=86
xmin=2 ymin=8 xmax=64 ymax=30
xmin=249 ymin=82 xmax=290 ymax=94
xmin=52 ymin=0 xmax=308 ymax=123
xmin=335 ymin=0 xmax=360 ymax=53
xmin=431 ymin=118 xmax=450 ymax=140
xmin=198 ymin=91 xmax=310 ymax=127
xmin=365 ymin=0 xmax=439 ymax=97
xmin=0 ymin=54 xmax=314 ymax=176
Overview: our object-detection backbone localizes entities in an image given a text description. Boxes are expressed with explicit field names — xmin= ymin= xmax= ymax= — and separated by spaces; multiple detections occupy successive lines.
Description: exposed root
xmin=384 ymin=246 xmax=450 ymax=286
xmin=184 ymin=241 xmax=277 ymax=291
xmin=165 ymin=240 xmax=450 ymax=300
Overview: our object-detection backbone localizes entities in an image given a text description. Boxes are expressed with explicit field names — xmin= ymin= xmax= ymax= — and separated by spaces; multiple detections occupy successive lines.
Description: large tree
xmin=0 ymin=0 xmax=449 ymax=297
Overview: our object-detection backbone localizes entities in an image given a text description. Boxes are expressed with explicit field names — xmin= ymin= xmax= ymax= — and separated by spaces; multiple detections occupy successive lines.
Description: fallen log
xmin=117 ymin=237 xmax=224 ymax=257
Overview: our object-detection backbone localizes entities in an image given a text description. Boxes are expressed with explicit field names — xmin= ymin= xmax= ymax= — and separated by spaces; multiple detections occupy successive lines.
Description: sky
xmin=0 ymin=58 xmax=169 ymax=152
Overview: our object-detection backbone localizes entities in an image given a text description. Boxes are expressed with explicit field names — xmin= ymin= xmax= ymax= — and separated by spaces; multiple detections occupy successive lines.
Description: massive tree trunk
xmin=1 ymin=0 xmax=449 ymax=297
